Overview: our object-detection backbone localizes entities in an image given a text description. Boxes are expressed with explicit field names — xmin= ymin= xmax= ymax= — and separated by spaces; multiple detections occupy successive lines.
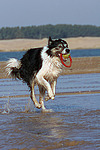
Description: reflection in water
xmin=0 ymin=105 xmax=100 ymax=149
xmin=0 ymin=112 xmax=91 ymax=149
xmin=20 ymin=113 xmax=67 ymax=139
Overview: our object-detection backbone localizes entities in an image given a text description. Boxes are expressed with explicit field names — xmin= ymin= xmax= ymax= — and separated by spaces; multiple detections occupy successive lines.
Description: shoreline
xmin=0 ymin=37 xmax=100 ymax=52
xmin=0 ymin=56 xmax=100 ymax=79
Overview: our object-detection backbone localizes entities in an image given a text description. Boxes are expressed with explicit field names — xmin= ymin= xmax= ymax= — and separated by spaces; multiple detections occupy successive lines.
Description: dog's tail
xmin=6 ymin=58 xmax=21 ymax=79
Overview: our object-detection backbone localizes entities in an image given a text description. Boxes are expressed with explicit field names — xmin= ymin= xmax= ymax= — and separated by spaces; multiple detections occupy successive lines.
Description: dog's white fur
xmin=6 ymin=58 xmax=21 ymax=76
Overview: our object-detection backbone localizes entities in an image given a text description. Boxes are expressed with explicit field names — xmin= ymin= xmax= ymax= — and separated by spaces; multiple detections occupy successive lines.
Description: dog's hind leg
xmin=30 ymin=82 xmax=41 ymax=109
xmin=36 ymin=75 xmax=54 ymax=100
xmin=39 ymin=86 xmax=46 ymax=110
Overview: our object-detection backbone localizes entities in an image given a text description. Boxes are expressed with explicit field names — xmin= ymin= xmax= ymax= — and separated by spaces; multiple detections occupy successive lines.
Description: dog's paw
xmin=42 ymin=108 xmax=53 ymax=113
xmin=45 ymin=95 xmax=55 ymax=101
xmin=35 ymin=103 xmax=41 ymax=109
xmin=51 ymin=96 xmax=55 ymax=100
xmin=45 ymin=95 xmax=50 ymax=101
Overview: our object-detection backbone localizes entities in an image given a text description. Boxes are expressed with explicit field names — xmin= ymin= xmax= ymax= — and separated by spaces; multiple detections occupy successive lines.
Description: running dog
xmin=6 ymin=37 xmax=70 ymax=112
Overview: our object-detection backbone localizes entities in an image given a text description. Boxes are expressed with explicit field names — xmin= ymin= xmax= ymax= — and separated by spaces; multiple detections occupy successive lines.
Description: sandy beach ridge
xmin=0 ymin=37 xmax=100 ymax=97
xmin=0 ymin=56 xmax=100 ymax=79
xmin=0 ymin=37 xmax=100 ymax=79
xmin=0 ymin=37 xmax=100 ymax=52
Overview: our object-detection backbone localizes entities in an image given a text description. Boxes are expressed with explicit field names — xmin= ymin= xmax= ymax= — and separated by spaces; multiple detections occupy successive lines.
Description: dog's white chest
xmin=43 ymin=57 xmax=62 ymax=81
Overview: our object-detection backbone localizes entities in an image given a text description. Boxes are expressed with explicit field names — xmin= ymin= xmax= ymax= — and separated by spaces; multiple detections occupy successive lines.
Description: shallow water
xmin=0 ymin=73 xmax=100 ymax=150
xmin=0 ymin=49 xmax=100 ymax=61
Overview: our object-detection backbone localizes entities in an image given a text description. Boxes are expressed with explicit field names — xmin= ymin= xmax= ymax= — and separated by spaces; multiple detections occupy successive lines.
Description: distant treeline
xmin=0 ymin=24 xmax=100 ymax=39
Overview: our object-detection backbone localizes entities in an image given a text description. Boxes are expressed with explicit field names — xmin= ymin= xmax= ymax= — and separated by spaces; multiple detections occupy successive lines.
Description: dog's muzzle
xmin=60 ymin=51 xmax=72 ymax=68
xmin=62 ymin=48 xmax=70 ymax=55
xmin=65 ymin=49 xmax=70 ymax=53
xmin=61 ymin=48 xmax=70 ymax=60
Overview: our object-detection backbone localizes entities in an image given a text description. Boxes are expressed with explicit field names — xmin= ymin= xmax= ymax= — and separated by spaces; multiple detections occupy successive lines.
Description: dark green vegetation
xmin=0 ymin=24 xmax=100 ymax=39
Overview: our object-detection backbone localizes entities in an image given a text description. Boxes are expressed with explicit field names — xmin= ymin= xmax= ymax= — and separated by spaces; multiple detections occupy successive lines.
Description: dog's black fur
xmin=20 ymin=48 xmax=43 ymax=87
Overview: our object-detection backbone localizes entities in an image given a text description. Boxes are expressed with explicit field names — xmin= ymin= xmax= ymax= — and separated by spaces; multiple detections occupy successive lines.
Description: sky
xmin=0 ymin=0 xmax=100 ymax=28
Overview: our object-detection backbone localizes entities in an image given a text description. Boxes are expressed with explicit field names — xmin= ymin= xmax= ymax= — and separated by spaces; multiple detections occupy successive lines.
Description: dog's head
xmin=46 ymin=37 xmax=70 ymax=57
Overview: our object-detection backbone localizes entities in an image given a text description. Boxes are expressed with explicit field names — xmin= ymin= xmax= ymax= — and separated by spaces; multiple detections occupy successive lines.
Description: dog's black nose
xmin=66 ymin=49 xmax=70 ymax=53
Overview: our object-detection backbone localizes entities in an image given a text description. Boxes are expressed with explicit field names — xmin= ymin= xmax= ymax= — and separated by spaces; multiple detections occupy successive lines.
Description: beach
xmin=0 ymin=57 xmax=100 ymax=79
xmin=0 ymin=73 xmax=100 ymax=150
xmin=0 ymin=37 xmax=100 ymax=150
xmin=0 ymin=37 xmax=100 ymax=52
xmin=0 ymin=37 xmax=100 ymax=78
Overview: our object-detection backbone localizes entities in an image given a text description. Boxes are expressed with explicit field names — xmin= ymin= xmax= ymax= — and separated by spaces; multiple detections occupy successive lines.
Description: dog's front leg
xmin=51 ymin=80 xmax=57 ymax=97
xmin=39 ymin=86 xmax=53 ymax=112
xmin=36 ymin=75 xmax=54 ymax=100
xmin=45 ymin=80 xmax=57 ymax=101
xmin=30 ymin=81 xmax=41 ymax=109
xmin=39 ymin=86 xmax=46 ymax=110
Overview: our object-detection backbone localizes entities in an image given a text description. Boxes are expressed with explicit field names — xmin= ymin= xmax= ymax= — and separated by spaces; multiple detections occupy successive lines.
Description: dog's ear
xmin=48 ymin=36 xmax=52 ymax=45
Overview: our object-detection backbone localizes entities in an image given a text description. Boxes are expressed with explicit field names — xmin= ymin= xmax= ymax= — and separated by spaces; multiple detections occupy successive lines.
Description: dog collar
xmin=60 ymin=53 xmax=72 ymax=68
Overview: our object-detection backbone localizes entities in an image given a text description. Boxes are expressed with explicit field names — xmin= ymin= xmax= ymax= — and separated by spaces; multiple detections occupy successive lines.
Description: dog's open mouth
xmin=62 ymin=53 xmax=70 ymax=62
xmin=60 ymin=53 xmax=72 ymax=68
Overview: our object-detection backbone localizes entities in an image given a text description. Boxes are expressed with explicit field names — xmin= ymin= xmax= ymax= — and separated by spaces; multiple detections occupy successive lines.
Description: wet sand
xmin=0 ymin=74 xmax=100 ymax=150
xmin=0 ymin=56 xmax=100 ymax=79
xmin=0 ymin=37 xmax=100 ymax=150
xmin=0 ymin=55 xmax=100 ymax=150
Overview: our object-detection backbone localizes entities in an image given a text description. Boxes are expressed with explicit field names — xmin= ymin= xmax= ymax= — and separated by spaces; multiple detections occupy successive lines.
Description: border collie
xmin=6 ymin=37 xmax=70 ymax=112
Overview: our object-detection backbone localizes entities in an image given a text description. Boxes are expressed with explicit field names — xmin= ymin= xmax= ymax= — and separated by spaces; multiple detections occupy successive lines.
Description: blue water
xmin=0 ymin=49 xmax=100 ymax=61
xmin=71 ymin=49 xmax=100 ymax=57
xmin=0 ymin=51 xmax=25 ymax=61
xmin=0 ymin=73 xmax=100 ymax=149
xmin=0 ymin=73 xmax=100 ymax=98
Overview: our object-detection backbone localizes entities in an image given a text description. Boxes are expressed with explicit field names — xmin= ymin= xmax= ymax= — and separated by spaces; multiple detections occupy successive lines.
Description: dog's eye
xmin=59 ymin=46 xmax=62 ymax=48
xmin=55 ymin=47 xmax=59 ymax=50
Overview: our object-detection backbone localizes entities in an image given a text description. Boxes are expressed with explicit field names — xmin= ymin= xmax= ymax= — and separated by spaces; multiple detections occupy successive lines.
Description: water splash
xmin=2 ymin=96 xmax=11 ymax=114
xmin=1 ymin=97 xmax=35 ymax=114
xmin=24 ymin=98 xmax=35 ymax=113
